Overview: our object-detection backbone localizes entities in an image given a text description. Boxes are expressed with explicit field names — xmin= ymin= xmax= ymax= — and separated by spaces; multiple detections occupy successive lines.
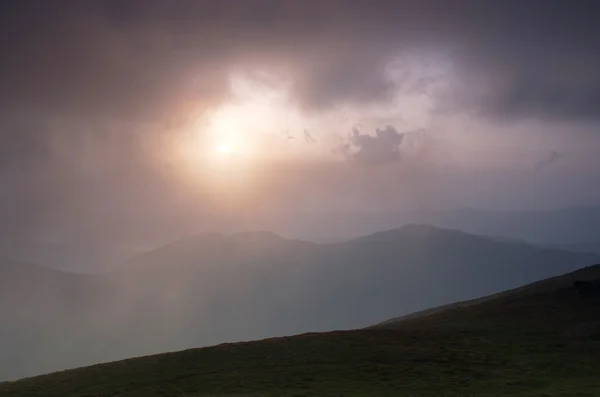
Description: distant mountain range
xmin=2 ymin=206 xmax=600 ymax=274
xmin=287 ymin=206 xmax=600 ymax=245
xmin=546 ymin=241 xmax=600 ymax=255
xmin=433 ymin=206 xmax=600 ymax=245
xmin=0 ymin=224 xmax=598 ymax=380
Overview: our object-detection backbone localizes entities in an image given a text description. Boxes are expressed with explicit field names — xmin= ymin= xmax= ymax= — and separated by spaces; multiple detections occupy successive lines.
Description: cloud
xmin=2 ymin=1 xmax=600 ymax=129
xmin=472 ymin=72 xmax=600 ymax=122
xmin=535 ymin=150 xmax=562 ymax=171
xmin=2 ymin=1 xmax=600 ymax=122
xmin=338 ymin=125 xmax=405 ymax=166
xmin=1 ymin=0 xmax=600 ymax=249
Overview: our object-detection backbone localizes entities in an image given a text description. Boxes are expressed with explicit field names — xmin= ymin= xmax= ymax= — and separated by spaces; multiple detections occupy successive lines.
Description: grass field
xmin=1 ymin=264 xmax=599 ymax=397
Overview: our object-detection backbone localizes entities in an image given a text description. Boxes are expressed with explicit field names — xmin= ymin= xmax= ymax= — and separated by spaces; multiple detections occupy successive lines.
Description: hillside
xmin=1 ymin=225 xmax=598 ymax=381
xmin=2 ymin=264 xmax=599 ymax=397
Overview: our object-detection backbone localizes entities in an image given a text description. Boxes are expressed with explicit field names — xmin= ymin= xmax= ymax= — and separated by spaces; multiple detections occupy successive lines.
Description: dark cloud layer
xmin=1 ymin=0 xmax=600 ymax=252
xmin=3 ymin=1 xmax=600 ymax=120
xmin=535 ymin=150 xmax=562 ymax=171
xmin=340 ymin=125 xmax=405 ymax=166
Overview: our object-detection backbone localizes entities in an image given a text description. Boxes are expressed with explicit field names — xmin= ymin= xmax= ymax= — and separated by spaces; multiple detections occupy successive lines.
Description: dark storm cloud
xmin=2 ymin=0 xmax=600 ymax=247
xmin=535 ymin=150 xmax=562 ymax=171
xmin=488 ymin=79 xmax=600 ymax=122
xmin=3 ymin=1 xmax=600 ymax=121
xmin=341 ymin=125 xmax=405 ymax=166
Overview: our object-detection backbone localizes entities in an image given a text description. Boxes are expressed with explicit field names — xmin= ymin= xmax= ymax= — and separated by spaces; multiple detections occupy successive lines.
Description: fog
xmin=1 ymin=0 xmax=600 ymax=381
xmin=2 ymin=226 xmax=598 ymax=380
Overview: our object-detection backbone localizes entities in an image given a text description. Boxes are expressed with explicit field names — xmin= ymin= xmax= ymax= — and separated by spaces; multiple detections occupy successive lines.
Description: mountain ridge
xmin=1 ymin=225 xmax=598 ymax=381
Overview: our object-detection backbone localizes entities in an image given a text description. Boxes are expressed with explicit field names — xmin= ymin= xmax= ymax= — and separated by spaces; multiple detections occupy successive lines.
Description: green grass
xmin=2 ymin=265 xmax=600 ymax=397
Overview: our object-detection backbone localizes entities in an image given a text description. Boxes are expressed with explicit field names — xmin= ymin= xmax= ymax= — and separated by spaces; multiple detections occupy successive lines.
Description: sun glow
xmin=209 ymin=134 xmax=250 ymax=163
xmin=176 ymin=71 xmax=337 ymax=208
xmin=217 ymin=144 xmax=232 ymax=155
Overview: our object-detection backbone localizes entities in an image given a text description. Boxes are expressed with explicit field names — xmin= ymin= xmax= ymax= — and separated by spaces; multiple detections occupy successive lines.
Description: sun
xmin=217 ymin=144 xmax=232 ymax=155
xmin=213 ymin=139 xmax=246 ymax=158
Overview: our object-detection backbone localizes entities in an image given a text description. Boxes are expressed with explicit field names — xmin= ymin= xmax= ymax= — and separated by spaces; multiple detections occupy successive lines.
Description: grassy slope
xmin=1 ymin=265 xmax=600 ymax=397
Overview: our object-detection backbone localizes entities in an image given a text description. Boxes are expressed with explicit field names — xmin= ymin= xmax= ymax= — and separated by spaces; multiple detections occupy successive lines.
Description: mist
xmin=2 ymin=0 xmax=600 ymax=382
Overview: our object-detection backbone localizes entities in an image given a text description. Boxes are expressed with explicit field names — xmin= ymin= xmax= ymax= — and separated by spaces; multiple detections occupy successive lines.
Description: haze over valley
xmin=1 ymin=224 xmax=598 ymax=380
xmin=2 ymin=1 xmax=600 ymax=395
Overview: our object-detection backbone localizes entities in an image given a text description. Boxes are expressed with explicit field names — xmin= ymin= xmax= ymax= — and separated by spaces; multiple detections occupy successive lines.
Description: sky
xmin=2 ymin=0 xmax=600 ymax=252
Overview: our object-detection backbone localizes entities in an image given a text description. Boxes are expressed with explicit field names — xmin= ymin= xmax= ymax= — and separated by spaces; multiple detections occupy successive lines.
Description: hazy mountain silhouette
xmin=3 ymin=206 xmax=600 ymax=274
xmin=436 ymin=206 xmax=600 ymax=245
xmin=272 ymin=206 xmax=600 ymax=246
xmin=548 ymin=241 xmax=600 ymax=255
xmin=0 ymin=225 xmax=598 ymax=380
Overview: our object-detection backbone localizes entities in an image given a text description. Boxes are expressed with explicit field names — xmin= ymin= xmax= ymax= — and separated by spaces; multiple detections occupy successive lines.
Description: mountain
xmin=271 ymin=206 xmax=600 ymax=246
xmin=4 ymin=206 xmax=600 ymax=273
xmin=549 ymin=241 xmax=600 ymax=255
xmin=112 ymin=225 xmax=598 ymax=342
xmin=0 ymin=225 xmax=598 ymax=381
xmin=3 ymin=264 xmax=599 ymax=396
xmin=436 ymin=206 xmax=600 ymax=245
